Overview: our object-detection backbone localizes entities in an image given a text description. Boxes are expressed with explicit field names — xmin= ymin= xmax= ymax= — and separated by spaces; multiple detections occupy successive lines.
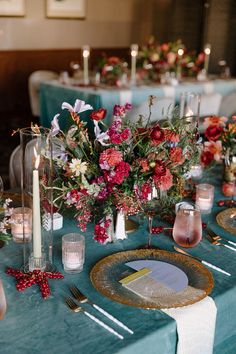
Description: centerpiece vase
xmin=114 ymin=210 xmax=127 ymax=240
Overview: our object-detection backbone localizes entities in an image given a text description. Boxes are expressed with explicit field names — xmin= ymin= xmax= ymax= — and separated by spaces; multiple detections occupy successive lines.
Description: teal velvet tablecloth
xmin=39 ymin=79 xmax=236 ymax=131
xmin=0 ymin=171 xmax=236 ymax=354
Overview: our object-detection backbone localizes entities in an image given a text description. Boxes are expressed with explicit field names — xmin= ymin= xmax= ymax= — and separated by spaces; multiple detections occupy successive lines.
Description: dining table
xmin=39 ymin=78 xmax=236 ymax=131
xmin=0 ymin=168 xmax=236 ymax=354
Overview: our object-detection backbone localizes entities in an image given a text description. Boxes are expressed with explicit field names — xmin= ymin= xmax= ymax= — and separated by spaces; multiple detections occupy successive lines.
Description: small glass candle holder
xmin=195 ymin=183 xmax=215 ymax=214
xmin=11 ymin=207 xmax=32 ymax=243
xmin=62 ymin=233 xmax=85 ymax=274
xmin=190 ymin=164 xmax=203 ymax=180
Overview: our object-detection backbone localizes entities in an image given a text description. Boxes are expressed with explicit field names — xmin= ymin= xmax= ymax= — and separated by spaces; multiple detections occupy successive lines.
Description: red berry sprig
xmin=151 ymin=226 xmax=164 ymax=234
xmin=217 ymin=199 xmax=236 ymax=207
xmin=6 ymin=267 xmax=64 ymax=299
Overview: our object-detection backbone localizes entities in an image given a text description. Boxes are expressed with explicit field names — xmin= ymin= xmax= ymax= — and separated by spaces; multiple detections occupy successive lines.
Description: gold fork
xmin=65 ymin=297 xmax=124 ymax=340
xmin=69 ymin=285 xmax=133 ymax=334
xmin=206 ymin=228 xmax=236 ymax=251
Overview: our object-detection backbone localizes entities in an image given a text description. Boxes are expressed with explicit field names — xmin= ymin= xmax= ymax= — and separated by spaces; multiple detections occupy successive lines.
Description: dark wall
xmin=152 ymin=0 xmax=236 ymax=75
xmin=0 ymin=47 xmax=129 ymax=114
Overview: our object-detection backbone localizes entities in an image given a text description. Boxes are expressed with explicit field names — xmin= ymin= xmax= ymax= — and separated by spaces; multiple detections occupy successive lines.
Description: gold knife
xmin=174 ymin=246 xmax=231 ymax=276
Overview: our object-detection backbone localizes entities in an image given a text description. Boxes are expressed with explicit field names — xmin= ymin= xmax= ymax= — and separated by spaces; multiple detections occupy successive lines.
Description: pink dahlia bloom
xmin=99 ymin=148 xmax=123 ymax=170
xmin=154 ymin=169 xmax=173 ymax=191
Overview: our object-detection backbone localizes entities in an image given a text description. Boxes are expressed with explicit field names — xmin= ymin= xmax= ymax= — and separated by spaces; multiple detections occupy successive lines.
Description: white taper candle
xmin=130 ymin=44 xmax=138 ymax=84
xmin=33 ymin=154 xmax=42 ymax=258
xmin=82 ymin=45 xmax=90 ymax=85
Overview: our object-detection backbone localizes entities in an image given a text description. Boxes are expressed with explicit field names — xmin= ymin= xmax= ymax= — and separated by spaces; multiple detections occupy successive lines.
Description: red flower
xmin=200 ymin=150 xmax=214 ymax=166
xmin=164 ymin=129 xmax=180 ymax=142
xmin=150 ymin=125 xmax=165 ymax=145
xmin=90 ymin=108 xmax=107 ymax=121
xmin=170 ymin=147 xmax=183 ymax=163
xmin=140 ymin=182 xmax=152 ymax=200
xmin=153 ymin=160 xmax=166 ymax=177
xmin=94 ymin=224 xmax=109 ymax=243
xmin=205 ymin=125 xmax=223 ymax=141
xmin=154 ymin=169 xmax=173 ymax=191
xmin=99 ymin=148 xmax=123 ymax=170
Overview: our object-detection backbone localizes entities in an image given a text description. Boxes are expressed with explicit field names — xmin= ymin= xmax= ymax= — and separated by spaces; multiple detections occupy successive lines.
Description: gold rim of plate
xmin=90 ymin=249 xmax=214 ymax=309
xmin=216 ymin=208 xmax=236 ymax=235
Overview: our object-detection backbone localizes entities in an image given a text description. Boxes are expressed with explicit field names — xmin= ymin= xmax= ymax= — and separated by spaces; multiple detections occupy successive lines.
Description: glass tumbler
xmin=62 ymin=233 xmax=85 ymax=273
xmin=173 ymin=207 xmax=202 ymax=248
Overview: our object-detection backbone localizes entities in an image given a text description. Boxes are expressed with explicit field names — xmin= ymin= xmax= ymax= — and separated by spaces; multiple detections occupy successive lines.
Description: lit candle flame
xmin=178 ymin=48 xmax=184 ymax=57
xmin=82 ymin=45 xmax=90 ymax=58
xmin=131 ymin=44 xmax=138 ymax=57
xmin=186 ymin=109 xmax=194 ymax=117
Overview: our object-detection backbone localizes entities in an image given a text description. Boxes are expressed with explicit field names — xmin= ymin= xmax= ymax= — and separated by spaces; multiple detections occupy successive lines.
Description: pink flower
xmin=161 ymin=43 xmax=169 ymax=51
xmin=164 ymin=129 xmax=180 ymax=142
xmin=204 ymin=140 xmax=222 ymax=161
xmin=99 ymin=148 xmax=123 ymax=170
xmin=113 ymin=104 xmax=132 ymax=117
xmin=108 ymin=127 xmax=131 ymax=144
xmin=155 ymin=169 xmax=173 ymax=191
xmin=203 ymin=115 xmax=228 ymax=128
xmin=170 ymin=147 xmax=183 ymax=164
xmin=139 ymin=158 xmax=150 ymax=172
xmin=167 ymin=52 xmax=176 ymax=65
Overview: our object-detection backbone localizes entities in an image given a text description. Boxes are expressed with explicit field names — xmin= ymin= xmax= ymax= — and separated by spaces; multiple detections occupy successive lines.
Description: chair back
xmin=218 ymin=92 xmax=236 ymax=117
xmin=28 ymin=70 xmax=59 ymax=117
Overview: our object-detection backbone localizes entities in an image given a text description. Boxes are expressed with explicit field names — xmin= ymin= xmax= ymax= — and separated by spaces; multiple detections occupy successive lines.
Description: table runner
xmin=163 ymin=296 xmax=217 ymax=354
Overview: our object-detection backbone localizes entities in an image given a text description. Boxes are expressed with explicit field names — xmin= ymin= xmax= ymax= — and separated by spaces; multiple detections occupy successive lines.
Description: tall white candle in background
xmin=204 ymin=43 xmax=211 ymax=74
xmin=82 ymin=45 xmax=90 ymax=85
xmin=33 ymin=149 xmax=42 ymax=258
xmin=130 ymin=44 xmax=138 ymax=85
xmin=177 ymin=47 xmax=184 ymax=79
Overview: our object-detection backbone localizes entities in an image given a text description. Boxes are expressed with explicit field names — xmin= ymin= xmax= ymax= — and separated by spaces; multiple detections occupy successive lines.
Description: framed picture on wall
xmin=46 ymin=0 xmax=86 ymax=19
xmin=0 ymin=0 xmax=25 ymax=17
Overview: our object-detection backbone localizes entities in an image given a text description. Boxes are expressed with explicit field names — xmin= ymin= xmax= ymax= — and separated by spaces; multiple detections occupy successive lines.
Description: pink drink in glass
xmin=173 ymin=208 xmax=202 ymax=248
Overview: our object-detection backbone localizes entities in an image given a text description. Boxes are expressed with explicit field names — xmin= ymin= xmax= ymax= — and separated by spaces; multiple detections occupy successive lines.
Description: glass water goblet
xmin=173 ymin=206 xmax=202 ymax=248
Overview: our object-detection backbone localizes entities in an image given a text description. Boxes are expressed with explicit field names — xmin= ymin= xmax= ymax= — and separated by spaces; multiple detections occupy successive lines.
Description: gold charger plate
xmin=90 ymin=249 xmax=214 ymax=309
xmin=216 ymin=208 xmax=236 ymax=235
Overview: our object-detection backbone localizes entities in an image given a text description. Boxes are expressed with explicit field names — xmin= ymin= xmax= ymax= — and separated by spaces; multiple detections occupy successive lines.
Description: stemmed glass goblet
xmin=141 ymin=186 xmax=162 ymax=248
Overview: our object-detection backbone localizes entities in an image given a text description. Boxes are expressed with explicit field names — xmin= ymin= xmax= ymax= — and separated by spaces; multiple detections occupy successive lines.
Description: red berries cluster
xmin=151 ymin=226 xmax=164 ymax=234
xmin=217 ymin=199 xmax=236 ymax=207
xmin=6 ymin=267 xmax=64 ymax=299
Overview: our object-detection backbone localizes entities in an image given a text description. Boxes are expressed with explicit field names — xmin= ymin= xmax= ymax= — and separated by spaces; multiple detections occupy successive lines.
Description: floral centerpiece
xmin=48 ymin=97 xmax=200 ymax=243
xmin=201 ymin=115 xmax=236 ymax=196
xmin=137 ymin=36 xmax=205 ymax=82
xmin=97 ymin=55 xmax=128 ymax=86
